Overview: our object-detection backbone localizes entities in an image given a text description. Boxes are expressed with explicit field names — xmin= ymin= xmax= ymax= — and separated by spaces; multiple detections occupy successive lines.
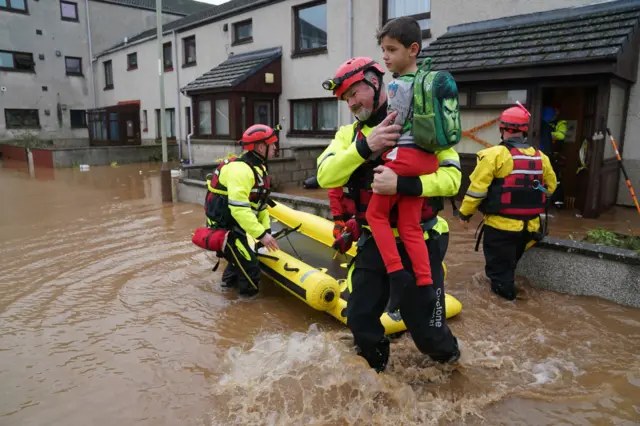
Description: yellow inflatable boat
xmin=255 ymin=201 xmax=462 ymax=335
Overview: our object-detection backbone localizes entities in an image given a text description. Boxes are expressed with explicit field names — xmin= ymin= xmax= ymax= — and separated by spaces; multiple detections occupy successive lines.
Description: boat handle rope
xmin=283 ymin=263 xmax=300 ymax=273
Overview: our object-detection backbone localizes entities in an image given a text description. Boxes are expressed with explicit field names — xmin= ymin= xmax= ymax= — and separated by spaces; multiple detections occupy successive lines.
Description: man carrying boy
xmin=317 ymin=17 xmax=462 ymax=373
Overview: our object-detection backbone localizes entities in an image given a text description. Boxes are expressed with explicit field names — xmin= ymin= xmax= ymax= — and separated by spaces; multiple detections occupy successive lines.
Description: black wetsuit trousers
xmin=347 ymin=231 xmax=458 ymax=369
xmin=482 ymin=225 xmax=527 ymax=301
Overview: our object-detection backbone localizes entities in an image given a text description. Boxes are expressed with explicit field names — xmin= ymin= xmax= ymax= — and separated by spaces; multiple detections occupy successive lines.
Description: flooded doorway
xmin=539 ymin=86 xmax=597 ymax=214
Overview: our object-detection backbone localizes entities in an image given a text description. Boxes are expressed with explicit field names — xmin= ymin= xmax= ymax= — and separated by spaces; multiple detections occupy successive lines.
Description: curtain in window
xmin=318 ymin=100 xmax=337 ymax=131
xmin=293 ymin=103 xmax=313 ymax=131
xmin=198 ymin=101 xmax=211 ymax=134
xmin=215 ymin=100 xmax=229 ymax=135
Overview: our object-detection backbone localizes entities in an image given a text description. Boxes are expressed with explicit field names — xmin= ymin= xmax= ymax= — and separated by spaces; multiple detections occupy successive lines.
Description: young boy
xmin=365 ymin=16 xmax=439 ymax=310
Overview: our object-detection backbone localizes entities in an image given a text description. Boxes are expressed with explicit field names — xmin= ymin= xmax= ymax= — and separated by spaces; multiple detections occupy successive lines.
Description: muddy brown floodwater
xmin=1 ymin=161 xmax=639 ymax=426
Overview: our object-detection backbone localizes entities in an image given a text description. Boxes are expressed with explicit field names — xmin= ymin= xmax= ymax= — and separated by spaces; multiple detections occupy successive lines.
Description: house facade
xmin=2 ymin=0 xmax=639 ymax=217
xmin=0 ymin=0 xmax=210 ymax=146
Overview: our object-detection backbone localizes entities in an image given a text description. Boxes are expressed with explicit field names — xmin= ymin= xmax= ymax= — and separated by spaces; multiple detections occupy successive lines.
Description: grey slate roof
xmin=420 ymin=0 xmax=640 ymax=73
xmin=92 ymin=0 xmax=213 ymax=16
xmin=181 ymin=47 xmax=282 ymax=94
xmin=97 ymin=0 xmax=276 ymax=57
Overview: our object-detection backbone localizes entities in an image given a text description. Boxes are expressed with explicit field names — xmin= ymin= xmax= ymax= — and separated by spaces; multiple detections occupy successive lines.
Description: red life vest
xmin=343 ymin=124 xmax=443 ymax=227
xmin=480 ymin=140 xmax=547 ymax=219
xmin=204 ymin=154 xmax=271 ymax=229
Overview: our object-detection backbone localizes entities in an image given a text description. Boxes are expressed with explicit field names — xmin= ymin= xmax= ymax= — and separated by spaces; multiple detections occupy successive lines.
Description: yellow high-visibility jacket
xmin=316 ymin=121 xmax=461 ymax=236
xmin=206 ymin=156 xmax=271 ymax=240
xmin=459 ymin=143 xmax=557 ymax=233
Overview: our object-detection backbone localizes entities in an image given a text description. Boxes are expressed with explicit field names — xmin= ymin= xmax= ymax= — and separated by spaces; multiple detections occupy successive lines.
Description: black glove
xmin=387 ymin=270 xmax=414 ymax=313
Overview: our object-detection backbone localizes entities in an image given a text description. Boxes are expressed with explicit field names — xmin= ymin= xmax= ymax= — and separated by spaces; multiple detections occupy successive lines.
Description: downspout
xmin=173 ymin=30 xmax=183 ymax=162
xmin=338 ymin=0 xmax=354 ymax=127
xmin=187 ymin=96 xmax=194 ymax=164
xmin=85 ymin=0 xmax=96 ymax=108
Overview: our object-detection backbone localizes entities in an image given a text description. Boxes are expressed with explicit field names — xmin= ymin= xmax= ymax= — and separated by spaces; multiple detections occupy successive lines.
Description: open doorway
xmin=539 ymin=86 xmax=597 ymax=214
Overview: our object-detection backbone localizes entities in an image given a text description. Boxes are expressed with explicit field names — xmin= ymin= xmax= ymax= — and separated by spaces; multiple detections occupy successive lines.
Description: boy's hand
xmin=366 ymin=111 xmax=401 ymax=152
xmin=372 ymin=166 xmax=397 ymax=195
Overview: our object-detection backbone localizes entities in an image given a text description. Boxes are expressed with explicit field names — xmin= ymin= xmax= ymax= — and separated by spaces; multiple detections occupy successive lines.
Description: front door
xmin=119 ymin=110 xmax=141 ymax=145
xmin=253 ymin=100 xmax=272 ymax=127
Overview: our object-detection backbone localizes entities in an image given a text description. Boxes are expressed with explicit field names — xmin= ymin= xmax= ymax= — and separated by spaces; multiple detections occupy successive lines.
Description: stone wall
xmin=517 ymin=237 xmax=640 ymax=308
xmin=177 ymin=178 xmax=332 ymax=219
xmin=51 ymin=145 xmax=178 ymax=167
xmin=181 ymin=144 xmax=328 ymax=191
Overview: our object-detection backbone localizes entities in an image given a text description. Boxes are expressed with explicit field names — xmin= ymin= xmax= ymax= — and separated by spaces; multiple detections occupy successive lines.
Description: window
xmin=232 ymin=19 xmax=252 ymax=45
xmin=70 ymin=109 xmax=86 ymax=128
xmin=182 ymin=36 xmax=196 ymax=66
xmin=65 ymin=56 xmax=82 ymax=76
xmin=290 ymin=98 xmax=337 ymax=135
xmin=103 ymin=60 xmax=113 ymax=89
xmin=4 ymin=109 xmax=39 ymax=129
xmin=155 ymin=108 xmax=176 ymax=139
xmin=163 ymin=42 xmax=173 ymax=71
xmin=383 ymin=0 xmax=432 ymax=39
xmin=474 ymin=89 xmax=527 ymax=106
xmin=215 ymin=99 xmax=229 ymax=135
xmin=60 ymin=1 xmax=78 ymax=21
xmin=0 ymin=50 xmax=35 ymax=72
xmin=185 ymin=106 xmax=191 ymax=134
xmin=127 ymin=52 xmax=137 ymax=70
xmin=88 ymin=111 xmax=108 ymax=140
xmin=142 ymin=110 xmax=148 ymax=132
xmin=0 ymin=0 xmax=28 ymax=14
xmin=198 ymin=100 xmax=211 ymax=135
xmin=293 ymin=1 xmax=327 ymax=55
xmin=196 ymin=98 xmax=230 ymax=137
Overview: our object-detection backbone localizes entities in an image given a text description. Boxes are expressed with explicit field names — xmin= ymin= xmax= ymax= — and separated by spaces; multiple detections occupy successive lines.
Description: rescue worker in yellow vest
xmin=317 ymin=57 xmax=461 ymax=373
xmin=204 ymin=124 xmax=280 ymax=296
xmin=458 ymin=105 xmax=557 ymax=301
xmin=541 ymin=105 xmax=567 ymax=208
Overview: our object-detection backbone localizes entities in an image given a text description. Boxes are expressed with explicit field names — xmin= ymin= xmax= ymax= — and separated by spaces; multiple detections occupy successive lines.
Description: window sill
xmin=0 ymin=67 xmax=35 ymax=73
xmin=182 ymin=62 xmax=197 ymax=69
xmin=291 ymin=47 xmax=328 ymax=59
xmin=61 ymin=17 xmax=79 ymax=22
xmin=287 ymin=132 xmax=334 ymax=139
xmin=231 ymin=37 xmax=253 ymax=46
xmin=66 ymin=72 xmax=84 ymax=77
xmin=164 ymin=67 xmax=174 ymax=72
xmin=6 ymin=126 xmax=41 ymax=130
xmin=0 ymin=7 xmax=29 ymax=15
xmin=127 ymin=66 xmax=138 ymax=71
xmin=104 ymin=85 xmax=114 ymax=91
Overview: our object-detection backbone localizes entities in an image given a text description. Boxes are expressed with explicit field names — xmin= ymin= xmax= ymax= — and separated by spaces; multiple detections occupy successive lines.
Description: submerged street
xmin=1 ymin=162 xmax=639 ymax=425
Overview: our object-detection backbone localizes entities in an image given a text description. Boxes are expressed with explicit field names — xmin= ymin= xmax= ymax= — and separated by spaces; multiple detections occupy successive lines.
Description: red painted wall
xmin=31 ymin=149 xmax=54 ymax=168
xmin=1 ymin=145 xmax=27 ymax=162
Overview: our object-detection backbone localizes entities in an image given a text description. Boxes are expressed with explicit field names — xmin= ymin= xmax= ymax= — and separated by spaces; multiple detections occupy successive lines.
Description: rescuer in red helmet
xmin=316 ymin=36 xmax=463 ymax=369
xmin=202 ymin=124 xmax=281 ymax=296
xmin=458 ymin=104 xmax=557 ymax=301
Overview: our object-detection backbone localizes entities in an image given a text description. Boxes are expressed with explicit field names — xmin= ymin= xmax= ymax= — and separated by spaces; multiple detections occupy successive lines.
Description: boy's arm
xmin=317 ymin=124 xmax=367 ymax=188
xmin=396 ymin=148 xmax=462 ymax=198
xmin=224 ymin=162 xmax=269 ymax=240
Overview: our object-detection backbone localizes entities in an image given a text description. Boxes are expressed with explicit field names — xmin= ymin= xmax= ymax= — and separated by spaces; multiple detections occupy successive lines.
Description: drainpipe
xmin=173 ymin=30 xmax=183 ymax=163
xmin=85 ymin=0 xmax=96 ymax=108
xmin=187 ymin=97 xmax=194 ymax=164
xmin=338 ymin=0 xmax=354 ymax=127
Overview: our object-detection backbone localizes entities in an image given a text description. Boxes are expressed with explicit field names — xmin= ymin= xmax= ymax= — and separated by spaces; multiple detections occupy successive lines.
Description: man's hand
xmin=259 ymin=234 xmax=279 ymax=252
xmin=366 ymin=111 xmax=401 ymax=152
xmin=372 ymin=165 xmax=398 ymax=195
xmin=458 ymin=213 xmax=471 ymax=229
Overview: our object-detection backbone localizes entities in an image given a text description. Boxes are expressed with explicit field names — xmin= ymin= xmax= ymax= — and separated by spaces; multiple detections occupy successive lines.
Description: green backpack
xmin=390 ymin=58 xmax=462 ymax=152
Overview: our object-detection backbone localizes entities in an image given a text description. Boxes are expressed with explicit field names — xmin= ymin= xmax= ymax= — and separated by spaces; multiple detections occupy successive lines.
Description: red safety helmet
xmin=322 ymin=57 xmax=385 ymax=100
xmin=499 ymin=104 xmax=531 ymax=133
xmin=239 ymin=124 xmax=280 ymax=151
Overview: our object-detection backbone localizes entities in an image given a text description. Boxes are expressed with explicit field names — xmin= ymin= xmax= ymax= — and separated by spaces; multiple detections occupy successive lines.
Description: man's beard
xmin=353 ymin=107 xmax=372 ymax=122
